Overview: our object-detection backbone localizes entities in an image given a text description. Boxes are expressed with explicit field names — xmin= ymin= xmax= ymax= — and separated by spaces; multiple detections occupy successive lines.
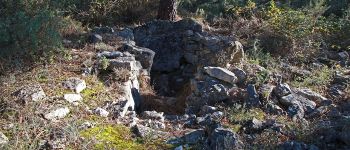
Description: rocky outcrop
xmin=133 ymin=18 xmax=243 ymax=97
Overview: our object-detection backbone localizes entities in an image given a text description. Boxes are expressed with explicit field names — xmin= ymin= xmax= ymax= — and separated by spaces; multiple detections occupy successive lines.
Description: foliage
xmin=80 ymin=125 xmax=171 ymax=150
xmin=0 ymin=0 xmax=63 ymax=58
xmin=52 ymin=0 xmax=159 ymax=25
xmin=80 ymin=125 xmax=143 ymax=149
xmin=291 ymin=66 xmax=333 ymax=93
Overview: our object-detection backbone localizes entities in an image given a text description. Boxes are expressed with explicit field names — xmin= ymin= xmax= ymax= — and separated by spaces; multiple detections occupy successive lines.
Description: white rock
xmin=0 ymin=132 xmax=9 ymax=145
xmin=64 ymin=94 xmax=83 ymax=103
xmin=15 ymin=84 xmax=46 ymax=103
xmin=203 ymin=66 xmax=238 ymax=84
xmin=296 ymin=88 xmax=329 ymax=102
xmin=62 ymin=78 xmax=86 ymax=93
xmin=94 ymin=108 xmax=109 ymax=117
xmin=44 ymin=107 xmax=70 ymax=120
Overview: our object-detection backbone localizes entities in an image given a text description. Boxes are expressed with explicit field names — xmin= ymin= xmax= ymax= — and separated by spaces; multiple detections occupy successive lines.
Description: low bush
xmin=0 ymin=0 xmax=63 ymax=58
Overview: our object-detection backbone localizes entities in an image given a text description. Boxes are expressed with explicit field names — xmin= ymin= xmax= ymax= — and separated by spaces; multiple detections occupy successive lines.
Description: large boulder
xmin=208 ymin=128 xmax=243 ymax=150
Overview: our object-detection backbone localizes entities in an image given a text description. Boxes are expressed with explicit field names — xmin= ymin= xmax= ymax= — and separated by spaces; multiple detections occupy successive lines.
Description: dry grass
xmin=0 ymin=41 xmax=124 ymax=149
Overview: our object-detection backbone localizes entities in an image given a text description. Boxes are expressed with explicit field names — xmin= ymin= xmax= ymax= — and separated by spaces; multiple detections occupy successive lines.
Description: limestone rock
xmin=93 ymin=107 xmax=109 ymax=117
xmin=14 ymin=84 xmax=46 ymax=104
xmin=44 ymin=107 xmax=70 ymax=120
xmin=182 ymin=129 xmax=205 ymax=144
xmin=62 ymin=77 xmax=86 ymax=93
xmin=63 ymin=94 xmax=83 ymax=103
xmin=120 ymin=43 xmax=155 ymax=72
xmin=296 ymin=88 xmax=329 ymax=103
xmin=208 ymin=128 xmax=243 ymax=150
xmin=203 ymin=66 xmax=238 ymax=85
xmin=132 ymin=124 xmax=167 ymax=139
xmin=141 ymin=111 xmax=165 ymax=122
xmin=0 ymin=132 xmax=8 ymax=145
xmin=273 ymin=83 xmax=292 ymax=98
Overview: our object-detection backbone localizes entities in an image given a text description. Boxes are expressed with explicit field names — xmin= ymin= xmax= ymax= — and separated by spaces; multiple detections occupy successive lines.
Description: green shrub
xmin=0 ymin=0 xmax=63 ymax=58
xmin=53 ymin=0 xmax=159 ymax=26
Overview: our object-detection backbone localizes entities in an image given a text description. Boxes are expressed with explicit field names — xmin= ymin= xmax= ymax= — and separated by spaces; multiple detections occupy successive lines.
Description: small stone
xmin=203 ymin=66 xmax=238 ymax=84
xmin=62 ymin=77 xmax=86 ymax=93
xmin=93 ymin=108 xmax=109 ymax=117
xmin=0 ymin=132 xmax=9 ymax=145
xmin=79 ymin=122 xmax=94 ymax=130
xmin=44 ymin=107 xmax=70 ymax=120
xmin=63 ymin=94 xmax=83 ymax=103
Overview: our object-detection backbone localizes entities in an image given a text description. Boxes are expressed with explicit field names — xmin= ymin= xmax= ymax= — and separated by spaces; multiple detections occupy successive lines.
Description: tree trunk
xmin=157 ymin=0 xmax=177 ymax=21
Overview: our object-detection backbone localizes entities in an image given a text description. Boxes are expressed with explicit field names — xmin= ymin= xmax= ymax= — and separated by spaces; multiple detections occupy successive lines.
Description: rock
xmin=340 ymin=126 xmax=350 ymax=145
xmin=273 ymin=83 xmax=292 ymax=98
xmin=187 ymin=79 xmax=232 ymax=111
xmin=63 ymin=94 xmax=83 ymax=103
xmin=93 ymin=107 xmax=109 ymax=117
xmin=62 ymin=78 xmax=86 ymax=93
xmin=13 ymin=84 xmax=46 ymax=104
xmin=196 ymin=115 xmax=213 ymax=127
xmin=0 ymin=132 xmax=8 ymax=145
xmin=307 ymin=106 xmax=328 ymax=118
xmin=296 ymin=88 xmax=329 ymax=103
xmin=244 ymin=118 xmax=264 ymax=133
xmin=265 ymin=102 xmax=285 ymax=115
xmin=174 ymin=145 xmax=184 ymax=150
xmin=278 ymin=141 xmax=320 ymax=150
xmin=79 ymin=122 xmax=94 ymax=130
xmin=338 ymin=51 xmax=349 ymax=61
xmin=203 ymin=66 xmax=238 ymax=85
xmin=88 ymin=34 xmax=102 ymax=43
xmin=334 ymin=71 xmax=350 ymax=85
xmin=44 ymin=107 xmax=70 ymax=120
xmin=141 ymin=111 xmax=165 ymax=122
xmin=120 ymin=43 xmax=155 ymax=72
xmin=92 ymin=26 xmax=114 ymax=34
xmin=199 ymin=105 xmax=217 ymax=115
xmin=182 ymin=129 xmax=205 ymax=144
xmin=115 ymin=28 xmax=134 ymax=41
xmin=247 ymin=84 xmax=261 ymax=107
xmin=328 ymin=84 xmax=345 ymax=98
xmin=280 ymin=94 xmax=316 ymax=114
xmin=132 ymin=124 xmax=166 ymax=139
xmin=208 ymin=128 xmax=243 ymax=150
xmin=211 ymin=111 xmax=224 ymax=121
xmin=97 ymin=51 xmax=123 ymax=59
xmin=232 ymin=68 xmax=247 ymax=83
